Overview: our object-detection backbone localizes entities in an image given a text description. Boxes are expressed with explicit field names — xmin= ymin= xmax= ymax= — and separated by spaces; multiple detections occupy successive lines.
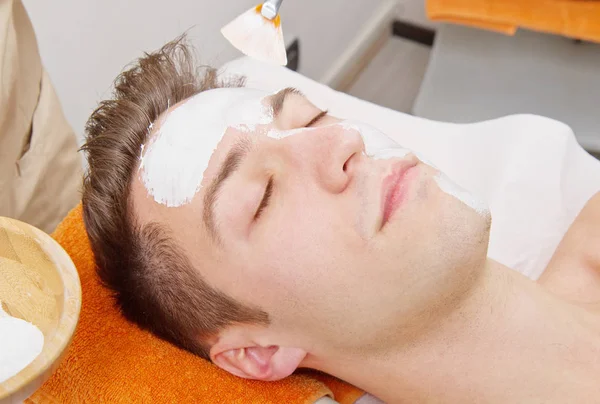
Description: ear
xmin=211 ymin=344 xmax=306 ymax=381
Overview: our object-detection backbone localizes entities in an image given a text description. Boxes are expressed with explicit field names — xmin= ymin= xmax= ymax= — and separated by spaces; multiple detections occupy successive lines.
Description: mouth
xmin=380 ymin=158 xmax=418 ymax=228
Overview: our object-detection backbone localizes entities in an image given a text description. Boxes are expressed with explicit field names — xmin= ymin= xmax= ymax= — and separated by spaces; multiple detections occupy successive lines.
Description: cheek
xmin=250 ymin=200 xmax=357 ymax=309
xmin=254 ymin=206 xmax=318 ymax=289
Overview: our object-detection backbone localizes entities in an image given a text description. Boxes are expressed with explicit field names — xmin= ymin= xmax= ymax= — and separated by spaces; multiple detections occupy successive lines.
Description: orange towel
xmin=25 ymin=204 xmax=365 ymax=404
xmin=427 ymin=0 xmax=600 ymax=44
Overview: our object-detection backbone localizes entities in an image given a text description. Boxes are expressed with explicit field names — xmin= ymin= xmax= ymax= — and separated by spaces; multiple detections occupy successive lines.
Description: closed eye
xmin=254 ymin=176 xmax=274 ymax=220
xmin=306 ymin=110 xmax=328 ymax=127
xmin=253 ymin=110 xmax=326 ymax=221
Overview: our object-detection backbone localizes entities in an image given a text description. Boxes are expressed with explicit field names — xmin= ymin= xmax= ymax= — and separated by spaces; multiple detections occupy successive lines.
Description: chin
xmin=436 ymin=194 xmax=491 ymax=272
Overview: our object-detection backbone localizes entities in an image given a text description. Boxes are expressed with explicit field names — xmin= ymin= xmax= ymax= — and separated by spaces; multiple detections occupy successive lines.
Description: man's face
xmin=131 ymin=87 xmax=491 ymax=356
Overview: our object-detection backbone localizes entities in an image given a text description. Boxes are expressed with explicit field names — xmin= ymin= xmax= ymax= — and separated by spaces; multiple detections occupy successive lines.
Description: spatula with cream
xmin=221 ymin=0 xmax=287 ymax=66
xmin=0 ymin=301 xmax=44 ymax=383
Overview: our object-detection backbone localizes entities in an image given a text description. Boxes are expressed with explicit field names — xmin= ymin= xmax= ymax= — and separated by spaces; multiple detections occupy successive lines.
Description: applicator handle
xmin=261 ymin=0 xmax=283 ymax=20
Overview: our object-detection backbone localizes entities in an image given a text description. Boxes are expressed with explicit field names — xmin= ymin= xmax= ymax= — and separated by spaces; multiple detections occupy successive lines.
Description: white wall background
xmin=22 ymin=0 xmax=405 ymax=143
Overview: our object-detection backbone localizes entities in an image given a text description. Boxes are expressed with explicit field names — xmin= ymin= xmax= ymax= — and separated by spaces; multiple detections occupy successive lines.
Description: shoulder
xmin=568 ymin=191 xmax=600 ymax=269
xmin=538 ymin=191 xmax=600 ymax=302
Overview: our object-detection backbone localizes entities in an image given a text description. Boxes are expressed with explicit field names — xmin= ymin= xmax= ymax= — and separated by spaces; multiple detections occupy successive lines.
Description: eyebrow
xmin=203 ymin=137 xmax=252 ymax=242
xmin=202 ymin=87 xmax=305 ymax=242
xmin=271 ymin=87 xmax=303 ymax=119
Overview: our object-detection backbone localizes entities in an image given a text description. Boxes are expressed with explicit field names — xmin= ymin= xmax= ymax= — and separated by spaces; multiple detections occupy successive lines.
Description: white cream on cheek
xmin=435 ymin=173 xmax=489 ymax=215
xmin=372 ymin=147 xmax=410 ymax=160
xmin=333 ymin=122 xmax=489 ymax=215
xmin=139 ymin=88 xmax=273 ymax=207
xmin=267 ymin=119 xmax=488 ymax=216
xmin=336 ymin=120 xmax=398 ymax=156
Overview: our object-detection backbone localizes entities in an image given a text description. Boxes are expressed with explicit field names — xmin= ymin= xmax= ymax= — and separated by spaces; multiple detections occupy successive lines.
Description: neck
xmin=310 ymin=260 xmax=600 ymax=403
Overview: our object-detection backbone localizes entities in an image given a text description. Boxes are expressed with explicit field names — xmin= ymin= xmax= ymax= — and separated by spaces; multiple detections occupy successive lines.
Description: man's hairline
xmin=133 ymin=87 xmax=305 ymax=246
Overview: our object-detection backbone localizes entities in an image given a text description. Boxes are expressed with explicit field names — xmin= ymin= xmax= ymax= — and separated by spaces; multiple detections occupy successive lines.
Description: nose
xmin=285 ymin=124 xmax=365 ymax=193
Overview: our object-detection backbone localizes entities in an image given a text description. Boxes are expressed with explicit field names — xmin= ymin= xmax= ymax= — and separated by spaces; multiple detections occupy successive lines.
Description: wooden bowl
xmin=0 ymin=217 xmax=81 ymax=403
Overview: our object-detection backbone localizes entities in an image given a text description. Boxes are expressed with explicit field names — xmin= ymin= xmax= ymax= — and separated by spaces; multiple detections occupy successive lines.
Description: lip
xmin=380 ymin=159 xmax=418 ymax=228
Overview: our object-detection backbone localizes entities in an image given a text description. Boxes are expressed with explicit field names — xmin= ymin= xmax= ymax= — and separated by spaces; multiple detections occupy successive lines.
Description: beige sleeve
xmin=0 ymin=0 xmax=82 ymax=234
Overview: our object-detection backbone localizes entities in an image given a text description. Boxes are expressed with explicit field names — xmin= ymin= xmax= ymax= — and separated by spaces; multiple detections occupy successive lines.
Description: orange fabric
xmin=306 ymin=372 xmax=366 ymax=404
xmin=427 ymin=0 xmax=600 ymax=43
xmin=24 ymin=204 xmax=364 ymax=403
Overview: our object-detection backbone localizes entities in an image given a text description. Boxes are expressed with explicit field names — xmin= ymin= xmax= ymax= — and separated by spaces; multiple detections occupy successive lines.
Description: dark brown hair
xmin=81 ymin=36 xmax=269 ymax=360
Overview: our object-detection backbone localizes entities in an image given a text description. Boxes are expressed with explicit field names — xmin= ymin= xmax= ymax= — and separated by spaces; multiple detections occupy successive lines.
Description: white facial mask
xmin=266 ymin=126 xmax=315 ymax=140
xmin=267 ymin=119 xmax=400 ymax=157
xmin=139 ymin=88 xmax=272 ymax=207
xmin=372 ymin=147 xmax=411 ymax=160
xmin=435 ymin=173 xmax=489 ymax=215
xmin=337 ymin=120 xmax=398 ymax=156
xmin=312 ymin=121 xmax=488 ymax=216
xmin=337 ymin=122 xmax=487 ymax=215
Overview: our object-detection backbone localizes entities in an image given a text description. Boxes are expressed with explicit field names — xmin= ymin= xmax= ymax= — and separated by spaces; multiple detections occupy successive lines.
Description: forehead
xmin=138 ymin=87 xmax=273 ymax=208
